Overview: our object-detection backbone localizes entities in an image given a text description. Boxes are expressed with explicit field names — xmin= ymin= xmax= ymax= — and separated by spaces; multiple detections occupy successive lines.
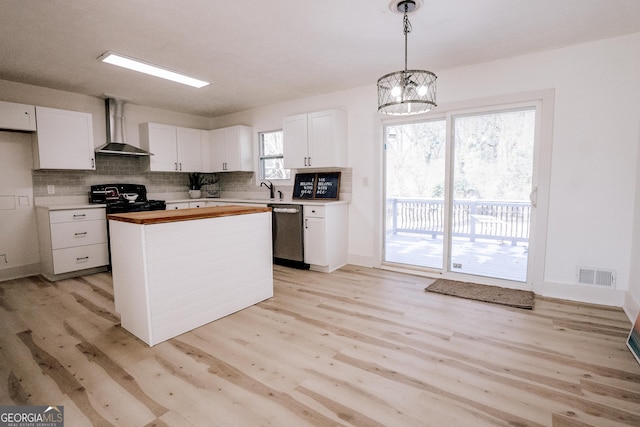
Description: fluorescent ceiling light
xmin=99 ymin=51 xmax=210 ymax=88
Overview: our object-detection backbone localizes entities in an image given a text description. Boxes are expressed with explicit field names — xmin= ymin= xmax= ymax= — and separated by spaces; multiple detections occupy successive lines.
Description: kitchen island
xmin=108 ymin=205 xmax=273 ymax=346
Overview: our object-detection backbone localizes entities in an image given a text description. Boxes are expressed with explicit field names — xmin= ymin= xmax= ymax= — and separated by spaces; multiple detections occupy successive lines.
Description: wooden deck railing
xmin=386 ymin=198 xmax=531 ymax=245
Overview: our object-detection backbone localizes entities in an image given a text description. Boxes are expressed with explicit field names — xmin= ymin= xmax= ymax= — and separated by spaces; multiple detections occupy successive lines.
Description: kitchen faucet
xmin=260 ymin=180 xmax=275 ymax=199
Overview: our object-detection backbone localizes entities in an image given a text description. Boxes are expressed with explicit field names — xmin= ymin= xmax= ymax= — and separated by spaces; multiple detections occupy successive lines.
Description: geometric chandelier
xmin=377 ymin=0 xmax=437 ymax=115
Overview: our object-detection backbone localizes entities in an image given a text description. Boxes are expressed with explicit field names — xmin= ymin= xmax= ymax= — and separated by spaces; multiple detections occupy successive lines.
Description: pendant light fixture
xmin=377 ymin=0 xmax=437 ymax=115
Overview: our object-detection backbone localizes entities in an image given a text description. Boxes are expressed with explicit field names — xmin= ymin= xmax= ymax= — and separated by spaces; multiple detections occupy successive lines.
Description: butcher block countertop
xmin=107 ymin=205 xmax=271 ymax=225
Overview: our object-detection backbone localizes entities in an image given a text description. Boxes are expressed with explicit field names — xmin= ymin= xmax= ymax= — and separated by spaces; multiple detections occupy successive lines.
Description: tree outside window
xmin=259 ymin=130 xmax=290 ymax=180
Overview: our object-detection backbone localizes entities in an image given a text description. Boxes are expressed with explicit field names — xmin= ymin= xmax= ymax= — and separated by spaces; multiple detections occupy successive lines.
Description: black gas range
xmin=90 ymin=184 xmax=165 ymax=270
xmin=89 ymin=184 xmax=166 ymax=213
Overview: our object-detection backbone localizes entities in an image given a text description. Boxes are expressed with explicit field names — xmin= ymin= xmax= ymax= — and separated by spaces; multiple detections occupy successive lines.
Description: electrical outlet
xmin=47 ymin=185 xmax=55 ymax=194
xmin=453 ymin=263 xmax=462 ymax=269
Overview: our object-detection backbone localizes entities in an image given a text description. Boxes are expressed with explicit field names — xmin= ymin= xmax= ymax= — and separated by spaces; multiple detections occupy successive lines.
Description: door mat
xmin=425 ymin=279 xmax=534 ymax=309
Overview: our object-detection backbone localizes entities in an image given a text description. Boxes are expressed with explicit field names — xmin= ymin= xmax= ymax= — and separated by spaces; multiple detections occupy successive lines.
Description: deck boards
xmin=385 ymin=233 xmax=528 ymax=281
xmin=1 ymin=265 xmax=639 ymax=426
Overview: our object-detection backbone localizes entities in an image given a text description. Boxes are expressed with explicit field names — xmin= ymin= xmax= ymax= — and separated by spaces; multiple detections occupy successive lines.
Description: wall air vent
xmin=576 ymin=267 xmax=615 ymax=287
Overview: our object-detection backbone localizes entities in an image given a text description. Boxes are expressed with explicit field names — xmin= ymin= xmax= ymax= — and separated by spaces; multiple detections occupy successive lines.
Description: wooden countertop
xmin=107 ymin=205 xmax=271 ymax=225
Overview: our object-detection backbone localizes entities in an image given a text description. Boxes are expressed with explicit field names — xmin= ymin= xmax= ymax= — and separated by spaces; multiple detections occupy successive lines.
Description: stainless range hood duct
xmin=95 ymin=98 xmax=152 ymax=156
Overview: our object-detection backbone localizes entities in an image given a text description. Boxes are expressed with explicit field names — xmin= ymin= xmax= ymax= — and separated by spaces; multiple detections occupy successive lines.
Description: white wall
xmin=215 ymin=32 xmax=640 ymax=310
xmin=627 ymin=122 xmax=640 ymax=319
xmin=0 ymin=131 xmax=39 ymax=279
xmin=439 ymin=33 xmax=640 ymax=307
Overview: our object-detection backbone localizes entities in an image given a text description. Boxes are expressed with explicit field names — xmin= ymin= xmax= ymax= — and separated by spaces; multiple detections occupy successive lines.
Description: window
xmin=259 ymin=130 xmax=290 ymax=180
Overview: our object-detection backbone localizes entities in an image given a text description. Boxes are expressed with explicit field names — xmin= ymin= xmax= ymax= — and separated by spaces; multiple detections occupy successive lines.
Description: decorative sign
xmin=292 ymin=172 xmax=341 ymax=200
xmin=292 ymin=173 xmax=316 ymax=199
xmin=628 ymin=311 xmax=640 ymax=366
xmin=314 ymin=172 xmax=340 ymax=199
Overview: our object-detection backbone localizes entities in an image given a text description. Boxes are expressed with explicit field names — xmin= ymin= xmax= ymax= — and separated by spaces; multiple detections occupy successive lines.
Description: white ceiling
xmin=1 ymin=0 xmax=639 ymax=117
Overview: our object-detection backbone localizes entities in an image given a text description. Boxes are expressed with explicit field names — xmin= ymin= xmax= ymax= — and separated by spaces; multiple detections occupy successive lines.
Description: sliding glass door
xmin=384 ymin=105 xmax=537 ymax=283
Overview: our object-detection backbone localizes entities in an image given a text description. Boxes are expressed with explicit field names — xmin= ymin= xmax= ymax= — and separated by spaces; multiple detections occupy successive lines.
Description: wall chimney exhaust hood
xmin=95 ymin=98 xmax=152 ymax=156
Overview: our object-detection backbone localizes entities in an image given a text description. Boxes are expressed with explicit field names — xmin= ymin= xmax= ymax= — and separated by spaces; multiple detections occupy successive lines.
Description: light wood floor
xmin=1 ymin=265 xmax=639 ymax=426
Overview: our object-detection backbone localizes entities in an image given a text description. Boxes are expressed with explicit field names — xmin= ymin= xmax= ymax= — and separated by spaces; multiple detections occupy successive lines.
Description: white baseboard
xmin=0 ymin=263 xmax=41 ymax=282
xmin=347 ymin=254 xmax=376 ymax=268
xmin=623 ymin=292 xmax=640 ymax=323
xmin=533 ymin=280 xmax=625 ymax=307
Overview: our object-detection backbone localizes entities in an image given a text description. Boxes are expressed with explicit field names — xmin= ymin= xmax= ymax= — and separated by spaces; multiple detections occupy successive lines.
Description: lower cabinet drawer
xmin=50 ymin=220 xmax=107 ymax=249
xmin=166 ymin=202 xmax=190 ymax=210
xmin=304 ymin=205 xmax=325 ymax=218
xmin=50 ymin=208 xmax=106 ymax=223
xmin=52 ymin=243 xmax=109 ymax=274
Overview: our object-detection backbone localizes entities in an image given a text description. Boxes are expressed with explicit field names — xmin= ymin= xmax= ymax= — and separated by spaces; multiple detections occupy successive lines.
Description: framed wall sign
xmin=292 ymin=173 xmax=316 ymax=199
xmin=292 ymin=172 xmax=341 ymax=200
xmin=314 ymin=172 xmax=340 ymax=200
xmin=627 ymin=311 xmax=640 ymax=365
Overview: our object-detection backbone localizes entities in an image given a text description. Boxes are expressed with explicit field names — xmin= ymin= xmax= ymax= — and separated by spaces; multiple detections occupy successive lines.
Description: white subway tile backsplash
xmin=32 ymin=156 xmax=352 ymax=201
xmin=32 ymin=155 xmax=197 ymax=198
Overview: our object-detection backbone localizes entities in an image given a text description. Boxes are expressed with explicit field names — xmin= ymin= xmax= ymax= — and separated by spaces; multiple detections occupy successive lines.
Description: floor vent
xmin=576 ymin=267 xmax=615 ymax=287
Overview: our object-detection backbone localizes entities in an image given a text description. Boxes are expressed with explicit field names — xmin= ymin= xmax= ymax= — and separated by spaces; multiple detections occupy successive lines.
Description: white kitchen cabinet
xmin=205 ymin=201 xmax=230 ymax=207
xmin=140 ymin=123 xmax=204 ymax=172
xmin=304 ymin=214 xmax=326 ymax=266
xmin=0 ymin=100 xmax=36 ymax=131
xmin=206 ymin=125 xmax=253 ymax=172
xmin=140 ymin=123 xmax=176 ymax=171
xmin=165 ymin=202 xmax=190 ymax=210
xmin=303 ymin=203 xmax=348 ymax=272
xmin=32 ymin=106 xmax=95 ymax=170
xmin=176 ymin=127 xmax=204 ymax=172
xmin=36 ymin=206 xmax=108 ymax=280
xmin=283 ymin=109 xmax=347 ymax=169
xmin=282 ymin=114 xmax=308 ymax=169
xmin=189 ymin=201 xmax=204 ymax=208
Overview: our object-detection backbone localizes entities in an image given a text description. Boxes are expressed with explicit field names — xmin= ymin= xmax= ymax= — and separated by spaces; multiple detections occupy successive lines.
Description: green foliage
xmin=188 ymin=173 xmax=216 ymax=190
xmin=385 ymin=109 xmax=535 ymax=201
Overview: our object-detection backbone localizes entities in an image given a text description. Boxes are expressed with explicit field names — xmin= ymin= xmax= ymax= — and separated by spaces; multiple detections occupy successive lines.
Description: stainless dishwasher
xmin=268 ymin=204 xmax=310 ymax=269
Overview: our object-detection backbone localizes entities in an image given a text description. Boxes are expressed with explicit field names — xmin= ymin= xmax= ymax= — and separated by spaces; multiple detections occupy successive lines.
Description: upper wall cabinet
xmin=205 ymin=125 xmax=253 ymax=172
xmin=140 ymin=123 xmax=204 ymax=172
xmin=176 ymin=126 xmax=205 ymax=172
xmin=0 ymin=100 xmax=37 ymax=131
xmin=283 ymin=109 xmax=347 ymax=169
xmin=32 ymin=106 xmax=95 ymax=170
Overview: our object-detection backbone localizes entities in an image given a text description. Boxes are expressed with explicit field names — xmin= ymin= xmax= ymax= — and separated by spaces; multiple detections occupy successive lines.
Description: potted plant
xmin=188 ymin=173 xmax=208 ymax=198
